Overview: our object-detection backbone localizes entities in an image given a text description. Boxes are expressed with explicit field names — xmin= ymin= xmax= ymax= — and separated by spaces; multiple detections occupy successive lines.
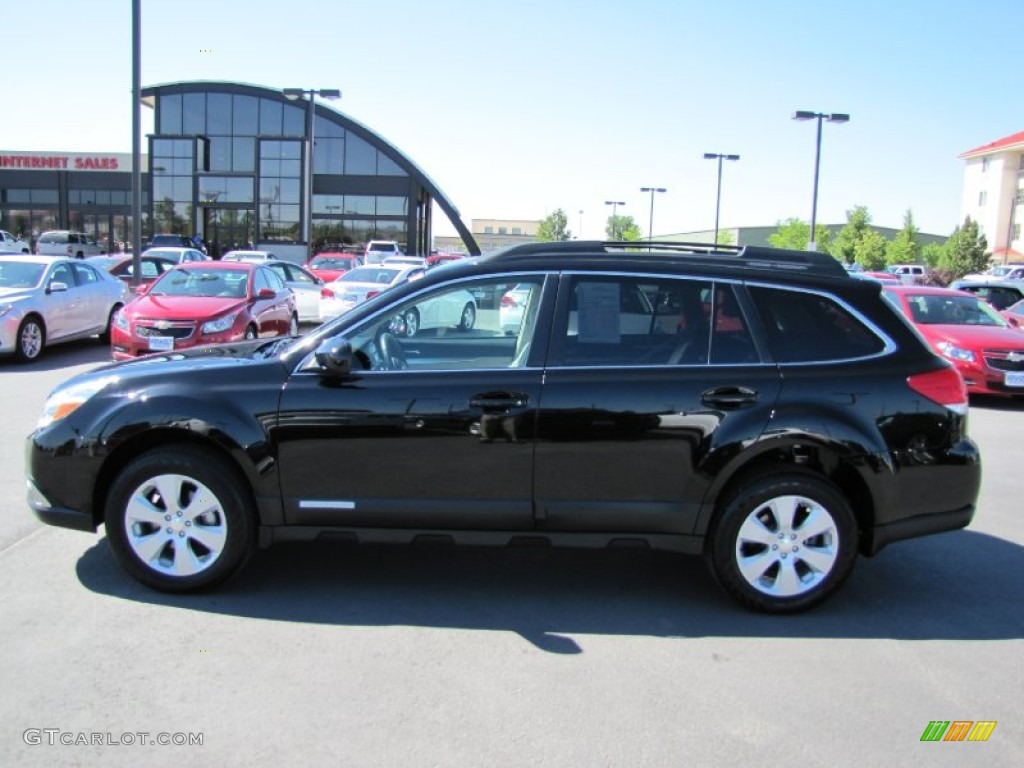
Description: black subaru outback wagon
xmin=27 ymin=241 xmax=981 ymax=612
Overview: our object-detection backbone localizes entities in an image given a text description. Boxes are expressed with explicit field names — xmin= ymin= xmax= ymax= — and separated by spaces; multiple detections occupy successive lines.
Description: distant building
xmin=959 ymin=130 xmax=1024 ymax=263
xmin=653 ymin=226 xmax=945 ymax=249
xmin=435 ymin=218 xmax=538 ymax=254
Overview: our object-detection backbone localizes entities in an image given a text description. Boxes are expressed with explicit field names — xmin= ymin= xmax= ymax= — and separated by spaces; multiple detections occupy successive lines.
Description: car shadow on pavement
xmin=0 ymin=338 xmax=111 ymax=373
xmin=75 ymin=528 xmax=1024 ymax=651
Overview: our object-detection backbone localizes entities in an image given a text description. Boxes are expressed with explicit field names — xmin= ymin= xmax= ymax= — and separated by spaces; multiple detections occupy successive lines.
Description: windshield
xmin=904 ymin=293 xmax=1006 ymax=327
xmin=149 ymin=267 xmax=250 ymax=298
xmin=339 ymin=266 xmax=400 ymax=284
xmin=311 ymin=256 xmax=353 ymax=269
xmin=368 ymin=243 xmax=395 ymax=252
xmin=0 ymin=261 xmax=46 ymax=288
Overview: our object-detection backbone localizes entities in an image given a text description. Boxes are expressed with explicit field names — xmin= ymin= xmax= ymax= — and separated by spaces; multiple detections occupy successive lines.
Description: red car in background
xmin=883 ymin=284 xmax=1024 ymax=397
xmin=111 ymin=261 xmax=297 ymax=360
xmin=87 ymin=254 xmax=179 ymax=289
xmin=1001 ymin=298 xmax=1024 ymax=330
xmin=306 ymin=252 xmax=362 ymax=282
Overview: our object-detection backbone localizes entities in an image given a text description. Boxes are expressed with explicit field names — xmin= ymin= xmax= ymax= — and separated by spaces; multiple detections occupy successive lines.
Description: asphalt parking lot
xmin=1 ymin=340 xmax=1021 ymax=767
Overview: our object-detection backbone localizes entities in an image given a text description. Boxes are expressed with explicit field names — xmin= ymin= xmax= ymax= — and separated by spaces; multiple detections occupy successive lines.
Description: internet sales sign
xmin=0 ymin=152 xmax=135 ymax=172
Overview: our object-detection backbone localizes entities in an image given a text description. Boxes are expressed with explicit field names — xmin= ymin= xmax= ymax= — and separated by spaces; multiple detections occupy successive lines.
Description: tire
xmin=103 ymin=446 xmax=255 ymax=592
xmin=288 ymin=314 xmax=299 ymax=337
xmin=458 ymin=302 xmax=476 ymax=331
xmin=706 ymin=473 xmax=857 ymax=613
xmin=99 ymin=304 xmax=122 ymax=344
xmin=244 ymin=324 xmax=257 ymax=340
xmin=403 ymin=308 xmax=420 ymax=337
xmin=14 ymin=316 xmax=45 ymax=362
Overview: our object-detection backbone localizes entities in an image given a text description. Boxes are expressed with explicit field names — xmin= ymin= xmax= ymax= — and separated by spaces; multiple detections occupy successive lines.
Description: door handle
xmin=470 ymin=392 xmax=529 ymax=410
xmin=701 ymin=386 xmax=758 ymax=409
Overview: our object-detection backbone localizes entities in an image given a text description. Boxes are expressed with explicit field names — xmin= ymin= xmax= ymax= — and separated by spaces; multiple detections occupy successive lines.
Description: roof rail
xmin=481 ymin=240 xmax=847 ymax=276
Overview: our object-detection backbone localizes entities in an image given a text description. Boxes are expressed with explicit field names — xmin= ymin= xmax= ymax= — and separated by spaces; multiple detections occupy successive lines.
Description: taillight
xmin=501 ymin=294 xmax=518 ymax=308
xmin=366 ymin=291 xmax=379 ymax=299
xmin=320 ymin=287 xmax=335 ymax=299
xmin=907 ymin=367 xmax=968 ymax=414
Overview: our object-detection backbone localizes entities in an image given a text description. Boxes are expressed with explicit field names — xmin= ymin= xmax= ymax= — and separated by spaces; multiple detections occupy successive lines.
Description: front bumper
xmin=27 ymin=477 xmax=96 ymax=532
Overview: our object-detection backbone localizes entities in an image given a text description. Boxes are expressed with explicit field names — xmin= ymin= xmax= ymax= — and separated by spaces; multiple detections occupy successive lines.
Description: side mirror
xmin=314 ymin=338 xmax=353 ymax=378
xmin=47 ymin=280 xmax=69 ymax=294
xmin=257 ymin=288 xmax=276 ymax=299
xmin=134 ymin=283 xmax=150 ymax=294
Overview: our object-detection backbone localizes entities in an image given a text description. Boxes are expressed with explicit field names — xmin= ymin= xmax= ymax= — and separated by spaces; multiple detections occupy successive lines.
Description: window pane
xmin=182 ymin=92 xmax=206 ymax=133
xmin=209 ymin=137 xmax=231 ymax=171
xmin=232 ymin=137 xmax=255 ymax=172
xmin=314 ymin=115 xmax=344 ymax=138
xmin=749 ymin=286 xmax=886 ymax=363
xmin=345 ymin=195 xmax=375 ymax=215
xmin=260 ymin=98 xmax=282 ymax=135
xmin=278 ymin=178 xmax=301 ymax=205
xmin=345 ymin=134 xmax=376 ymax=174
xmin=206 ymin=93 xmax=232 ymax=134
xmin=313 ymin=137 xmax=344 ymax=174
xmin=280 ymin=159 xmax=301 ymax=177
xmin=377 ymin=153 xmax=406 ymax=176
xmin=159 ymin=94 xmax=182 ymax=134
xmin=282 ymin=104 xmax=305 ymax=137
xmin=232 ymin=95 xmax=258 ymax=135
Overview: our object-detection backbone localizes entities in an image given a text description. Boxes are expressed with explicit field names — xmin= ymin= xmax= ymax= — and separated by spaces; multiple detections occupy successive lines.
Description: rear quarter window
xmin=749 ymin=286 xmax=886 ymax=363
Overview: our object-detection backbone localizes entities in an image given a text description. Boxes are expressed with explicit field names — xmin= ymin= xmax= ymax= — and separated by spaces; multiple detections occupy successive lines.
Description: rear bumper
xmin=863 ymin=504 xmax=975 ymax=556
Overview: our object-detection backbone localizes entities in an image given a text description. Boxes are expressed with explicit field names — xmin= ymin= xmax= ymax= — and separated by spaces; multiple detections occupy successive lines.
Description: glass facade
xmin=0 ymin=81 xmax=479 ymax=260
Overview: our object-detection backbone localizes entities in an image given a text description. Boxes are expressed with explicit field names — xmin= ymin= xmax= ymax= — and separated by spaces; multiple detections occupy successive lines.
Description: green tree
xmin=606 ymin=214 xmax=642 ymax=241
xmin=885 ymin=209 xmax=920 ymax=266
xmin=921 ymin=242 xmax=944 ymax=268
xmin=716 ymin=229 xmax=736 ymax=246
xmin=768 ymin=218 xmax=833 ymax=253
xmin=536 ymin=208 xmax=571 ymax=242
xmin=854 ymin=229 xmax=889 ymax=271
xmin=831 ymin=206 xmax=875 ymax=266
xmin=938 ymin=217 xmax=990 ymax=278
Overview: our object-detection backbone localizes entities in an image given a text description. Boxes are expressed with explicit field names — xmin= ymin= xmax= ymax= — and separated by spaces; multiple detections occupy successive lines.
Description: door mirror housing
xmin=314 ymin=338 xmax=353 ymax=378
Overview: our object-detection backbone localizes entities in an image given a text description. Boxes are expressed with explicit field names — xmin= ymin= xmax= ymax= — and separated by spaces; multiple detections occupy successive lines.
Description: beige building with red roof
xmin=959 ymin=130 xmax=1024 ymax=262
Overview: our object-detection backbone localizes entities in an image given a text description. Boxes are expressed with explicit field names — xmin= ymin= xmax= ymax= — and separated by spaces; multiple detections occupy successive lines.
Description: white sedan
xmin=319 ymin=265 xmax=424 ymax=321
xmin=0 ymin=255 xmax=131 ymax=361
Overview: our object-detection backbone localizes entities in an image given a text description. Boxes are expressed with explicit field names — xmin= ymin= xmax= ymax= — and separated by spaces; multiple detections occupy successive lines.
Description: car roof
xmin=169 ymin=261 xmax=256 ymax=272
xmin=0 ymin=254 xmax=75 ymax=265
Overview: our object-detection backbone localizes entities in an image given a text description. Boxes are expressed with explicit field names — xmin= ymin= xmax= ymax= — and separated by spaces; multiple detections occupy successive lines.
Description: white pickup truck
xmin=0 ymin=230 xmax=31 ymax=253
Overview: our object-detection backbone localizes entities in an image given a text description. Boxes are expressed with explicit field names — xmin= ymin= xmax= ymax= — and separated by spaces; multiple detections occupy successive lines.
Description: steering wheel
xmin=376 ymin=330 xmax=408 ymax=370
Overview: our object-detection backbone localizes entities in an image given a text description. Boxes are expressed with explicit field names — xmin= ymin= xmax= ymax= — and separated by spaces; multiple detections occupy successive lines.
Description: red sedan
xmin=111 ymin=262 xmax=297 ymax=360
xmin=87 ymin=254 xmax=179 ymax=288
xmin=306 ymin=252 xmax=361 ymax=282
xmin=884 ymin=284 xmax=1024 ymax=396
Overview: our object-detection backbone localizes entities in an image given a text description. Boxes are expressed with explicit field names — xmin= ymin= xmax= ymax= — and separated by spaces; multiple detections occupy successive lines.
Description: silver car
xmin=319 ymin=265 xmax=424 ymax=320
xmin=0 ymin=255 xmax=130 ymax=362
xmin=264 ymin=260 xmax=325 ymax=324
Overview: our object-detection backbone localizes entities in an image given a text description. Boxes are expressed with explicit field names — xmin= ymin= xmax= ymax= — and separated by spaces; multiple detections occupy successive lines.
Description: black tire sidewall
xmin=459 ymin=303 xmax=475 ymax=330
xmin=104 ymin=447 xmax=254 ymax=592
xmin=707 ymin=474 xmax=858 ymax=613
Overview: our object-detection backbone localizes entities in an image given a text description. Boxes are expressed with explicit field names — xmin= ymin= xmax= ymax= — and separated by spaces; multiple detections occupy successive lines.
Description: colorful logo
xmin=920 ymin=721 xmax=997 ymax=742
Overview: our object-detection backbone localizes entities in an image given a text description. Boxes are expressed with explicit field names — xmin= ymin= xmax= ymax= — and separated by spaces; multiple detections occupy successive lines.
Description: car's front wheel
xmin=99 ymin=304 xmax=122 ymax=344
xmin=458 ymin=302 xmax=476 ymax=331
xmin=14 ymin=316 xmax=45 ymax=362
xmin=288 ymin=313 xmax=299 ymax=337
xmin=104 ymin=447 xmax=255 ymax=592
xmin=244 ymin=324 xmax=257 ymax=340
xmin=706 ymin=473 xmax=857 ymax=613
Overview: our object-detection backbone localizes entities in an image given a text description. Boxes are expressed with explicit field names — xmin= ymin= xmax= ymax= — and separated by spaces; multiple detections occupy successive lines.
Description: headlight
xmin=113 ymin=310 xmax=129 ymax=330
xmin=201 ymin=313 xmax=238 ymax=334
xmin=37 ymin=376 xmax=119 ymax=430
xmin=936 ymin=341 xmax=975 ymax=363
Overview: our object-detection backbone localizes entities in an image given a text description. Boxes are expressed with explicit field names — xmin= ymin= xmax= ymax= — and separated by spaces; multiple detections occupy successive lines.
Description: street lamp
xmin=577 ymin=209 xmax=583 ymax=240
xmin=703 ymin=153 xmax=740 ymax=246
xmin=792 ymin=110 xmax=849 ymax=251
xmin=604 ymin=200 xmax=625 ymax=239
xmin=639 ymin=187 xmax=666 ymax=247
xmin=283 ymin=87 xmax=341 ymax=255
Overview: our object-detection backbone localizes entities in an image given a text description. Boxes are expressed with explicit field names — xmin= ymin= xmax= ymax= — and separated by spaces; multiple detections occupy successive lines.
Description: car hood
xmin=0 ymin=287 xmax=34 ymax=301
xmin=921 ymin=324 xmax=1024 ymax=349
xmin=126 ymin=294 xmax=247 ymax=319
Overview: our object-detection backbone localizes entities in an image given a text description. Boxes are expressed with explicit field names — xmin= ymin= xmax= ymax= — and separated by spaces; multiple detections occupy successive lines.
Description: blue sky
xmin=5 ymin=0 xmax=1021 ymax=240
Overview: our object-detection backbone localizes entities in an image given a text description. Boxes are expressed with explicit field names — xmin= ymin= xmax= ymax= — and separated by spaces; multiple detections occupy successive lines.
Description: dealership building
xmin=0 ymin=80 xmax=479 ymax=259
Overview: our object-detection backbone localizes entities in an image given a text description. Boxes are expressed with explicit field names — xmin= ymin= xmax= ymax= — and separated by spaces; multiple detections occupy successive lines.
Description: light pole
xmin=640 ymin=187 xmax=666 ymax=247
xmin=604 ymin=200 xmax=625 ymax=239
xmin=703 ymin=153 xmax=739 ymax=246
xmin=792 ymin=110 xmax=849 ymax=251
xmin=283 ymin=87 xmax=341 ymax=255
xmin=578 ymin=209 xmax=583 ymax=240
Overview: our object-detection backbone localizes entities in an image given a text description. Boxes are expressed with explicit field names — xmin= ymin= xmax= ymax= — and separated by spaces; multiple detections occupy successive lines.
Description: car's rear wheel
xmin=458 ymin=302 xmax=476 ymax=331
xmin=14 ymin=316 xmax=45 ymax=362
xmin=104 ymin=446 xmax=255 ymax=592
xmin=706 ymin=473 xmax=857 ymax=613
xmin=289 ymin=314 xmax=299 ymax=337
